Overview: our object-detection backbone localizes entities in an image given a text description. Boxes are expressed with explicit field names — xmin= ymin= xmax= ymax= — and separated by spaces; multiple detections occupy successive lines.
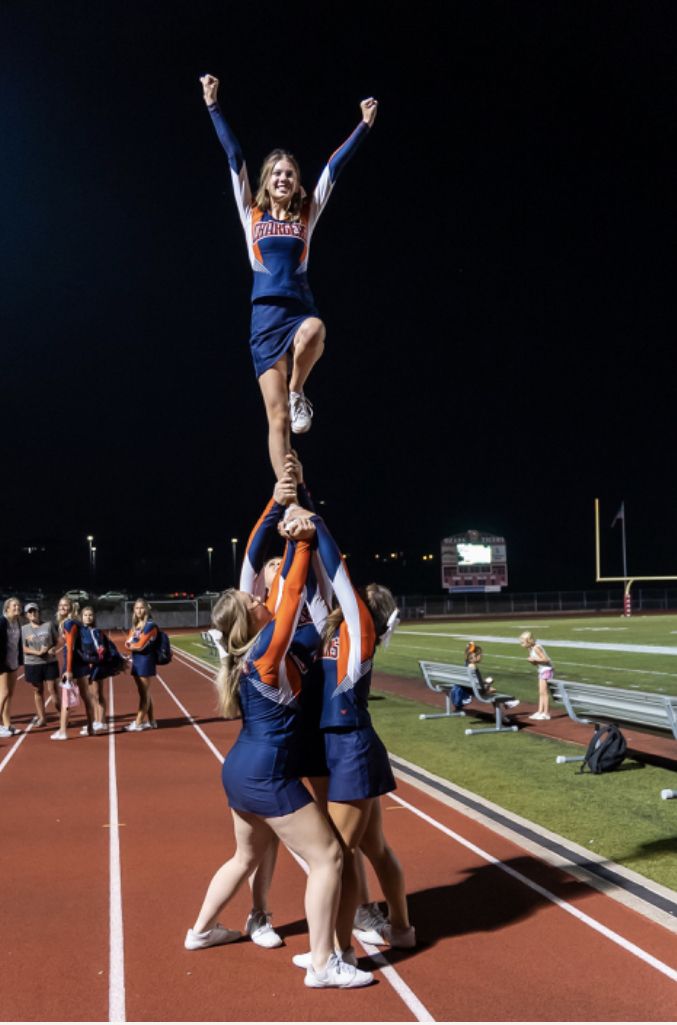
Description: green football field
xmin=173 ymin=615 xmax=677 ymax=893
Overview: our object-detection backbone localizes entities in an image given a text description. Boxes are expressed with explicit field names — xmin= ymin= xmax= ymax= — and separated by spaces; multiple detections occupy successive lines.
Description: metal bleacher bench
xmin=549 ymin=677 xmax=677 ymax=799
xmin=418 ymin=661 xmax=519 ymax=736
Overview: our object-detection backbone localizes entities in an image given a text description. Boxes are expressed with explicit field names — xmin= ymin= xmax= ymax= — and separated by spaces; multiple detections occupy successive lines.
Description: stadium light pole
xmin=207 ymin=547 xmax=214 ymax=587
xmin=86 ymin=535 xmax=94 ymax=588
xmin=231 ymin=537 xmax=239 ymax=586
xmin=91 ymin=546 xmax=97 ymax=589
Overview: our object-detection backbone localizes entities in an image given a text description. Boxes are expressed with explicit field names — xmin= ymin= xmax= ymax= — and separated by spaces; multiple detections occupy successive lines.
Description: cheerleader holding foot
xmin=199 ymin=73 xmax=377 ymax=478
xmin=186 ymin=516 xmax=373 ymax=989
xmin=283 ymin=506 xmax=415 ymax=964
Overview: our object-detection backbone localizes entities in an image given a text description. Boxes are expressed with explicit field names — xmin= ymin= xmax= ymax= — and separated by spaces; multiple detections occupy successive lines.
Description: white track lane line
xmin=108 ymin=677 xmax=126 ymax=1024
xmin=159 ymin=656 xmax=435 ymax=1022
xmin=0 ymin=674 xmax=33 ymax=775
xmin=389 ymin=792 xmax=677 ymax=985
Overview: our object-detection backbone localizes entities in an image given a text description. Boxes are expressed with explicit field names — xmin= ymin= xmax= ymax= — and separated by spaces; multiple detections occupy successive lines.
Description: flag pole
xmin=621 ymin=502 xmax=628 ymax=580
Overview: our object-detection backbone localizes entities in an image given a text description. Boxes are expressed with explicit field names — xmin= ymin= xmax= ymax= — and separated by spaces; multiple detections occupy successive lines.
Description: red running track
xmin=1 ymin=642 xmax=677 ymax=1022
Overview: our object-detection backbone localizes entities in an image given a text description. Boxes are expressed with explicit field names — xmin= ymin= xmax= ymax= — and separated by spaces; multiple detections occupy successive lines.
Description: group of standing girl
xmin=0 ymin=596 xmax=163 ymax=740
xmin=184 ymin=79 xmax=413 ymax=990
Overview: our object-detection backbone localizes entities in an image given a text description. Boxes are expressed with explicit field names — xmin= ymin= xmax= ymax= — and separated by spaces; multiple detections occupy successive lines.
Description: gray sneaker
xmin=353 ymin=901 xmax=388 ymax=944
xmin=184 ymin=923 xmax=241 ymax=950
xmin=245 ymin=910 xmax=282 ymax=948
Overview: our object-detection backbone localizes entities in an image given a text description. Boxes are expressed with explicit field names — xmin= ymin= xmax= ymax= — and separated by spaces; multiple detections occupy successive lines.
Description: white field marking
xmin=390 ymin=640 xmax=676 ymax=678
xmin=172 ymin=647 xmax=217 ymax=681
xmin=163 ymin=656 xmax=435 ymax=1023
xmin=396 ymin=631 xmax=677 ymax=656
xmin=0 ymin=719 xmax=33 ymax=775
xmin=155 ymin=673 xmax=225 ymax=765
xmin=573 ymin=627 xmax=629 ymax=632
xmin=108 ymin=678 xmax=126 ymax=1024
xmin=388 ymin=792 xmax=677 ymax=985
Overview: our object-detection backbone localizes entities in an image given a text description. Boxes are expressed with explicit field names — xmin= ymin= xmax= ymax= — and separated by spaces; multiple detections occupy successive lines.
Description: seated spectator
xmin=457 ymin=642 xmax=520 ymax=719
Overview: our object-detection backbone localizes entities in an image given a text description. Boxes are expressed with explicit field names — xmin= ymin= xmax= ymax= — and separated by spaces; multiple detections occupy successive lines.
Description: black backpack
xmin=154 ymin=630 xmax=172 ymax=666
xmin=578 ymin=723 xmax=627 ymax=774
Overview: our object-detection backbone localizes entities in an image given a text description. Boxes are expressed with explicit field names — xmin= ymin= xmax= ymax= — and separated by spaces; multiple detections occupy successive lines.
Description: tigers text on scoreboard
xmin=441 ymin=530 xmax=508 ymax=593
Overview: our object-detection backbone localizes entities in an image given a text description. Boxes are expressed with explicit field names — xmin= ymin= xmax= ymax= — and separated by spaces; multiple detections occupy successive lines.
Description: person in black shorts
xmin=21 ymin=602 xmax=60 ymax=726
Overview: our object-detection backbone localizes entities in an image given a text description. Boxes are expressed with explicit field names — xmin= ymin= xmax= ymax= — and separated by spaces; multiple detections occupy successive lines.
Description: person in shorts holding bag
xmin=21 ymin=602 xmax=60 ymax=726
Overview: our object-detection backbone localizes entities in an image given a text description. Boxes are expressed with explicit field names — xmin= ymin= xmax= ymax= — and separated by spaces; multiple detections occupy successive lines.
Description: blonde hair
xmin=132 ymin=598 xmax=152 ymax=628
xmin=254 ymin=149 xmax=303 ymax=221
xmin=519 ymin=631 xmax=535 ymax=646
xmin=56 ymin=595 xmax=80 ymax=632
xmin=322 ymin=583 xmax=397 ymax=650
xmin=3 ymin=596 xmax=21 ymax=616
xmin=211 ymin=589 xmax=260 ymax=718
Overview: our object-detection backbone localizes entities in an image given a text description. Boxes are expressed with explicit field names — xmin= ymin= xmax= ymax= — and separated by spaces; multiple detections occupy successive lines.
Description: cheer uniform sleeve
xmin=206 ymin=103 xmax=253 ymax=228
xmin=63 ymin=619 xmax=79 ymax=674
xmin=252 ymin=540 xmax=312 ymax=686
xmin=311 ymin=516 xmax=375 ymax=685
xmin=308 ymin=120 xmax=370 ymax=235
xmin=240 ymin=498 xmax=286 ymax=601
xmin=126 ymin=621 xmax=158 ymax=652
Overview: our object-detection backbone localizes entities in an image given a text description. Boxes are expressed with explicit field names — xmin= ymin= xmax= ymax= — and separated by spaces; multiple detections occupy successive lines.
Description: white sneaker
xmin=245 ymin=910 xmax=283 ymax=949
xmin=289 ymin=391 xmax=313 ymax=434
xmin=528 ymin=712 xmax=544 ymax=720
xmin=504 ymin=699 xmax=520 ymax=709
xmin=126 ymin=721 xmax=151 ymax=732
xmin=184 ymin=924 xmax=241 ymax=950
xmin=293 ymin=946 xmax=357 ymax=970
xmin=50 ymin=731 xmax=68 ymax=741
xmin=379 ymin=923 xmax=416 ymax=949
xmin=93 ymin=721 xmax=107 ymax=732
xmin=79 ymin=726 xmax=95 ymax=736
xmin=353 ymin=902 xmax=389 ymax=945
xmin=304 ymin=953 xmax=373 ymax=989
xmin=0 ymin=725 xmax=21 ymax=738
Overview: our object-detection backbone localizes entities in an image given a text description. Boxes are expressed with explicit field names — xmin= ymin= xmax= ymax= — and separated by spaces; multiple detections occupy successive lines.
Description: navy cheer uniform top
xmin=312 ymin=516 xmax=396 ymax=802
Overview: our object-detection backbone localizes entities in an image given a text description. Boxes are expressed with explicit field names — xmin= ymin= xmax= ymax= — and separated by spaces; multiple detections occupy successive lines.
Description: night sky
xmin=2 ymin=1 xmax=676 ymax=596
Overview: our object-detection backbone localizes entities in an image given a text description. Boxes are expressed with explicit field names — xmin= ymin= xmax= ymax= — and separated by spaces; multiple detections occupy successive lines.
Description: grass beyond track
xmin=172 ymin=615 xmax=677 ymax=893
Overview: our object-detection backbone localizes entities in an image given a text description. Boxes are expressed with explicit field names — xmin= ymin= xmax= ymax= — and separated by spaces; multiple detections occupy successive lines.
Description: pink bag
xmin=60 ymin=679 xmax=81 ymax=708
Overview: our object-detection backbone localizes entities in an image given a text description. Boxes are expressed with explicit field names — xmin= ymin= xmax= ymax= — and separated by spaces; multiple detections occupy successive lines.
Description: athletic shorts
xmin=24 ymin=662 xmax=60 ymax=686
xmin=324 ymin=725 xmax=396 ymax=802
xmin=538 ymin=667 xmax=554 ymax=682
xmin=249 ymin=298 xmax=319 ymax=378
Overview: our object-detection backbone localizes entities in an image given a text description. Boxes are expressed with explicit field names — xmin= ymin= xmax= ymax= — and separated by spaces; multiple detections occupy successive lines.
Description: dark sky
xmin=2 ymin=1 xmax=676 ymax=595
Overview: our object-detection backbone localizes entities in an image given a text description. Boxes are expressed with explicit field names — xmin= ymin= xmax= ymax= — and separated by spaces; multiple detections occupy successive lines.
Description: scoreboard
xmin=441 ymin=530 xmax=508 ymax=593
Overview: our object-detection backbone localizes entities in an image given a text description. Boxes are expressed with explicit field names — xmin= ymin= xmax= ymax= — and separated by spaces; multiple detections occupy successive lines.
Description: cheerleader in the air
xmin=199 ymin=73 xmax=377 ymax=478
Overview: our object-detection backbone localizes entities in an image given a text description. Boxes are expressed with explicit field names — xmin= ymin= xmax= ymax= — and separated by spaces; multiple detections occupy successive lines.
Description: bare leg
xmin=289 ymin=318 xmax=325 ymax=394
xmin=193 ymin=811 xmax=276 ymax=933
xmin=0 ymin=670 xmax=18 ymax=729
xmin=33 ymin=684 xmax=47 ymax=723
xmin=258 ymin=359 xmax=291 ymax=479
xmin=326 ymin=798 xmax=372 ymax=952
xmin=88 ymin=679 xmax=106 ymax=724
xmin=358 ymin=798 xmax=410 ymax=931
xmin=0 ymin=672 xmax=10 ymax=728
xmin=132 ymin=675 xmax=153 ymax=725
xmin=538 ymin=678 xmax=549 ymax=715
xmin=248 ymin=834 xmax=279 ymax=911
xmin=270 ymin=801 xmax=342 ymax=973
xmin=77 ymin=678 xmax=94 ymax=733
